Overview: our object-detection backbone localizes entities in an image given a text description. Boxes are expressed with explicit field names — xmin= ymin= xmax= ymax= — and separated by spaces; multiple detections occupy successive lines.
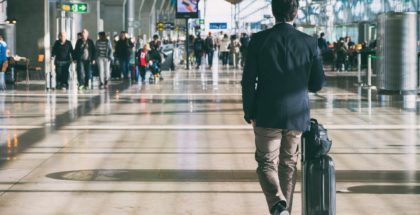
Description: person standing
xmin=0 ymin=35 xmax=8 ymax=91
xmin=51 ymin=32 xmax=73 ymax=90
xmin=241 ymin=0 xmax=325 ymax=214
xmin=74 ymin=29 xmax=96 ymax=90
xmin=115 ymin=31 xmax=134 ymax=79
xmin=96 ymin=32 xmax=113 ymax=89
xmin=204 ymin=32 xmax=215 ymax=69
xmin=317 ymin=32 xmax=328 ymax=53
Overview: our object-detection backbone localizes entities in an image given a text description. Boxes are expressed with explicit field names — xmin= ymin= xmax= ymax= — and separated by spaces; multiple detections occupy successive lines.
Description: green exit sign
xmin=60 ymin=3 xmax=89 ymax=13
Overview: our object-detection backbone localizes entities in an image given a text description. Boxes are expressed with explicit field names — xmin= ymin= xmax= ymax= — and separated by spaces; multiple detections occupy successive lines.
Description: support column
xmin=126 ymin=0 xmax=135 ymax=37
xmin=82 ymin=0 xmax=100 ymax=40
xmin=0 ymin=1 xmax=7 ymax=23
xmin=139 ymin=0 xmax=157 ymax=40
xmin=101 ymin=1 xmax=123 ymax=35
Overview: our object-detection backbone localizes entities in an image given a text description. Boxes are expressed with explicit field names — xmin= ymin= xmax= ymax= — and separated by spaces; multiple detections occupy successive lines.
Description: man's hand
xmin=245 ymin=118 xmax=255 ymax=126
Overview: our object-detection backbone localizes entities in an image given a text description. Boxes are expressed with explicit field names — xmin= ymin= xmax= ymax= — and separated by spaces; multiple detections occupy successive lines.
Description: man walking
xmin=115 ymin=31 xmax=134 ymax=79
xmin=204 ymin=32 xmax=215 ymax=69
xmin=74 ymin=29 xmax=96 ymax=90
xmin=96 ymin=32 xmax=113 ymax=89
xmin=193 ymin=34 xmax=204 ymax=69
xmin=51 ymin=32 xmax=73 ymax=90
xmin=240 ymin=32 xmax=250 ymax=68
xmin=241 ymin=0 xmax=325 ymax=215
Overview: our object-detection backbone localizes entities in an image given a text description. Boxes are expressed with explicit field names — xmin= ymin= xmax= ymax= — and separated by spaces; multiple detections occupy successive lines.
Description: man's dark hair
xmin=272 ymin=0 xmax=299 ymax=22
xmin=153 ymin=34 xmax=159 ymax=40
xmin=320 ymin=32 xmax=325 ymax=37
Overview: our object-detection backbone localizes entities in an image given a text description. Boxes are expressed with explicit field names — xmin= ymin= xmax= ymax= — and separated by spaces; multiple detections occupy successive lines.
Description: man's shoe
xmin=271 ymin=201 xmax=289 ymax=215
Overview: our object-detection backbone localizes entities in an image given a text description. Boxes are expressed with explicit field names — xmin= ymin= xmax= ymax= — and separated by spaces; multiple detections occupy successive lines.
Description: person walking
xmin=204 ymin=32 xmax=215 ymax=69
xmin=74 ymin=29 xmax=96 ymax=90
xmin=96 ymin=32 xmax=113 ymax=89
xmin=136 ymin=44 xmax=151 ymax=83
xmin=0 ymin=35 xmax=8 ymax=91
xmin=149 ymin=34 xmax=162 ymax=52
xmin=240 ymin=32 xmax=250 ymax=68
xmin=51 ymin=32 xmax=73 ymax=90
xmin=219 ymin=34 xmax=230 ymax=67
xmin=241 ymin=0 xmax=325 ymax=214
xmin=230 ymin=35 xmax=241 ymax=68
xmin=193 ymin=34 xmax=204 ymax=69
xmin=115 ymin=31 xmax=134 ymax=79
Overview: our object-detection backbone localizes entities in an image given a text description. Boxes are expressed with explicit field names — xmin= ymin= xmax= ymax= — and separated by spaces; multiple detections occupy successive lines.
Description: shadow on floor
xmin=46 ymin=169 xmax=420 ymax=184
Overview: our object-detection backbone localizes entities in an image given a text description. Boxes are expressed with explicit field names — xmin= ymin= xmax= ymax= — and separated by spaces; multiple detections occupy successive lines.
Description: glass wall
xmin=296 ymin=0 xmax=419 ymax=42
xmin=297 ymin=0 xmax=419 ymax=25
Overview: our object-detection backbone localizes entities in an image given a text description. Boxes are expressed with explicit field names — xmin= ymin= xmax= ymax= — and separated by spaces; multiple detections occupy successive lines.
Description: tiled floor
xmin=0 ymin=63 xmax=419 ymax=215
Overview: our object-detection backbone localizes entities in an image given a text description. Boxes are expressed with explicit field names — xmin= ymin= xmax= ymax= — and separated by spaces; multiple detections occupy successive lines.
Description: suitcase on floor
xmin=111 ymin=60 xmax=121 ymax=79
xmin=301 ymin=119 xmax=336 ymax=215
xmin=46 ymin=62 xmax=56 ymax=90
xmin=131 ymin=64 xmax=138 ymax=82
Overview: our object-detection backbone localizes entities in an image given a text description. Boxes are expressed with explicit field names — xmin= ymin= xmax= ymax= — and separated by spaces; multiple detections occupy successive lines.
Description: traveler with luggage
xmin=0 ymin=35 xmax=8 ymax=91
xmin=96 ymin=32 xmax=113 ymax=89
xmin=241 ymin=0 xmax=325 ymax=214
xmin=51 ymin=32 xmax=73 ymax=90
xmin=148 ymin=35 xmax=163 ymax=81
xmin=74 ymin=29 xmax=96 ymax=90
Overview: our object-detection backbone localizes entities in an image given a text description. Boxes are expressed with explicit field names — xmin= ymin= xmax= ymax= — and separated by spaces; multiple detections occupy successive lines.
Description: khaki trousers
xmin=254 ymin=126 xmax=302 ymax=213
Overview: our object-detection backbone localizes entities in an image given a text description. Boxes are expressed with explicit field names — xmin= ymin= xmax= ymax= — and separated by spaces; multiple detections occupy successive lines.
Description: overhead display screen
xmin=176 ymin=0 xmax=199 ymax=19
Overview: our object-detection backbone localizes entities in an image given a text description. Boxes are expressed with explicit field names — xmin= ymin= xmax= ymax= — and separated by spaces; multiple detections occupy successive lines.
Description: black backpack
xmin=194 ymin=39 xmax=203 ymax=51
xmin=302 ymin=118 xmax=332 ymax=160
xmin=205 ymin=38 xmax=214 ymax=51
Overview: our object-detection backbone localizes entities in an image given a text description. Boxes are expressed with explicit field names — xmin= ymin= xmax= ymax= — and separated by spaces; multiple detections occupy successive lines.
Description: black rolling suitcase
xmin=111 ymin=60 xmax=121 ymax=79
xmin=301 ymin=119 xmax=336 ymax=215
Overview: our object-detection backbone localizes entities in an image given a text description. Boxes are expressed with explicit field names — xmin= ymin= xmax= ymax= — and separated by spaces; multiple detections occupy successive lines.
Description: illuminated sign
xmin=59 ymin=3 xmax=89 ymax=13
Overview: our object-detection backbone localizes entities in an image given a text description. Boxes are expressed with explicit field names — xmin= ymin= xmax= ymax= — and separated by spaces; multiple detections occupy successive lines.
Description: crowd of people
xmin=50 ymin=29 xmax=165 ymax=91
xmin=188 ymin=31 xmax=250 ymax=69
xmin=317 ymin=32 xmax=377 ymax=71
xmin=0 ymin=29 xmax=253 ymax=92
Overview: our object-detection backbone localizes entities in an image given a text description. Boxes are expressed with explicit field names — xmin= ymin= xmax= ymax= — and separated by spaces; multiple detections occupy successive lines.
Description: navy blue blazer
xmin=241 ymin=23 xmax=325 ymax=131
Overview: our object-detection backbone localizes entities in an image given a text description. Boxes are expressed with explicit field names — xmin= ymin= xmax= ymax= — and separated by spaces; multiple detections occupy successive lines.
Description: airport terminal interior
xmin=0 ymin=0 xmax=419 ymax=214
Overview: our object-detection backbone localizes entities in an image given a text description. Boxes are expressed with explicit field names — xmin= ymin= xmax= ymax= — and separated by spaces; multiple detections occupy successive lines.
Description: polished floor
xmin=0 ymin=62 xmax=419 ymax=215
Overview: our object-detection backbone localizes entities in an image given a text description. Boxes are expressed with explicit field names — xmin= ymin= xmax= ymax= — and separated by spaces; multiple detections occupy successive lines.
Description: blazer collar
xmin=274 ymin=22 xmax=295 ymax=30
